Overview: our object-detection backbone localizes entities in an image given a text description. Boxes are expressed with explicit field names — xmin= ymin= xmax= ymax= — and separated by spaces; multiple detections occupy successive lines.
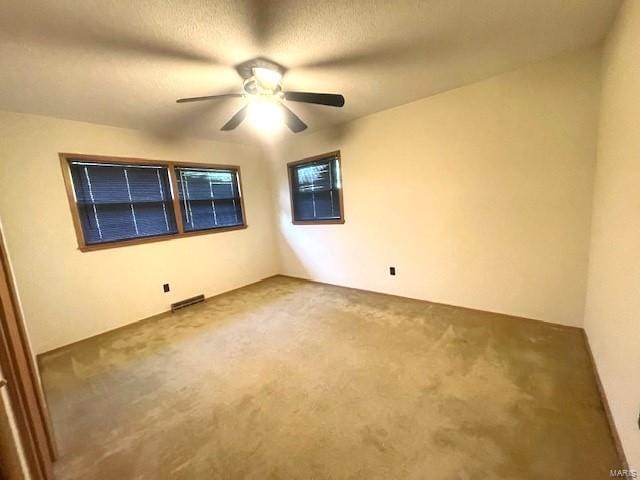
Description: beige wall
xmin=0 ymin=111 xmax=278 ymax=354
xmin=584 ymin=0 xmax=640 ymax=468
xmin=272 ymin=49 xmax=601 ymax=327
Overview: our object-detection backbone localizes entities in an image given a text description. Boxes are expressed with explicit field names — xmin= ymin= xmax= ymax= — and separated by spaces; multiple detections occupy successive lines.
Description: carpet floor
xmin=39 ymin=276 xmax=620 ymax=479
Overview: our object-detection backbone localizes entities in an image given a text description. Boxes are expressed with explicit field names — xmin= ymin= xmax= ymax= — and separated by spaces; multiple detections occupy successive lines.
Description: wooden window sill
xmin=77 ymin=224 xmax=248 ymax=252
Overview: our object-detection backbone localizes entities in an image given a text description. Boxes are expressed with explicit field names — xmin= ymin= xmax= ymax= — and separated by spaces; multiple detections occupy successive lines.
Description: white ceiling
xmin=0 ymin=0 xmax=621 ymax=144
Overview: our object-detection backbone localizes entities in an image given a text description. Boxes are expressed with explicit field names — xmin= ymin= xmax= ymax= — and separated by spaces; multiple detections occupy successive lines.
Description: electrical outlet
xmin=389 ymin=266 xmax=396 ymax=276
xmin=163 ymin=283 xmax=170 ymax=293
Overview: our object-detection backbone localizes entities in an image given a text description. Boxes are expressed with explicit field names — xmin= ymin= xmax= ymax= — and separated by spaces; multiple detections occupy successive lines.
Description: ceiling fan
xmin=176 ymin=58 xmax=345 ymax=133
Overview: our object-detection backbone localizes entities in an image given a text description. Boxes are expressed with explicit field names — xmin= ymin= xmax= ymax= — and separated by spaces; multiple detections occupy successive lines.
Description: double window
xmin=287 ymin=151 xmax=344 ymax=224
xmin=61 ymin=154 xmax=246 ymax=251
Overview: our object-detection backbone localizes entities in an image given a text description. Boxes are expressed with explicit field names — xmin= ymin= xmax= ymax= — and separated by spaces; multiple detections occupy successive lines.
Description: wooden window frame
xmin=59 ymin=153 xmax=248 ymax=252
xmin=287 ymin=150 xmax=345 ymax=225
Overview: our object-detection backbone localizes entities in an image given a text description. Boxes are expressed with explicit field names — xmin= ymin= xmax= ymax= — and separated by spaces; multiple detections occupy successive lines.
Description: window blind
xmin=175 ymin=167 xmax=243 ymax=231
xmin=290 ymin=156 xmax=342 ymax=221
xmin=69 ymin=162 xmax=177 ymax=244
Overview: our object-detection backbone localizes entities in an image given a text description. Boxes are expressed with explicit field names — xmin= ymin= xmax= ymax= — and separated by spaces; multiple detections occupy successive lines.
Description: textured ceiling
xmin=0 ymin=0 xmax=621 ymax=144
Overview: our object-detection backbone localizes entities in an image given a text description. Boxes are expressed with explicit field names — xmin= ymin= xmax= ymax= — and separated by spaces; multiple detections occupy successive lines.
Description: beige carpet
xmin=39 ymin=276 xmax=620 ymax=479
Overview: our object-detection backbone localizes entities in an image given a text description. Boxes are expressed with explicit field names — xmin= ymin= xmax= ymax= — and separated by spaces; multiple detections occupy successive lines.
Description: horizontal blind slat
xmin=175 ymin=167 xmax=244 ymax=232
xmin=69 ymin=161 xmax=178 ymax=244
xmin=290 ymin=157 xmax=342 ymax=221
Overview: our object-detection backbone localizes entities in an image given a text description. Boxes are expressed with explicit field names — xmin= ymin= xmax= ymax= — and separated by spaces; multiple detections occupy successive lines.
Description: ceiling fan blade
xmin=283 ymin=92 xmax=345 ymax=107
xmin=177 ymin=93 xmax=243 ymax=104
xmin=281 ymin=104 xmax=308 ymax=133
xmin=221 ymin=105 xmax=249 ymax=131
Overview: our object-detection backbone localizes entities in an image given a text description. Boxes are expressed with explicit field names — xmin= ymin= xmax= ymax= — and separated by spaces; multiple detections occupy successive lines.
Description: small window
xmin=175 ymin=167 xmax=244 ymax=232
xmin=68 ymin=161 xmax=178 ymax=245
xmin=61 ymin=154 xmax=247 ymax=251
xmin=288 ymin=151 xmax=344 ymax=224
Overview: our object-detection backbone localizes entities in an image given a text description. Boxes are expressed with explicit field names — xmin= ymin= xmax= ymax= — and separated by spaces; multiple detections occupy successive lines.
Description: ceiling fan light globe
xmin=253 ymin=67 xmax=283 ymax=90
xmin=247 ymin=98 xmax=284 ymax=133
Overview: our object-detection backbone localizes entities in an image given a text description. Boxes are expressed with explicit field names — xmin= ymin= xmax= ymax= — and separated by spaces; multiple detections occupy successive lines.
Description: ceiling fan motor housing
xmin=236 ymin=57 xmax=286 ymax=80
xmin=243 ymin=77 xmax=283 ymax=97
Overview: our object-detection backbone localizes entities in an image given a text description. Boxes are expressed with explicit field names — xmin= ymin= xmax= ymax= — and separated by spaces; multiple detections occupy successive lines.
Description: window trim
xmin=59 ymin=153 xmax=247 ymax=252
xmin=287 ymin=150 xmax=345 ymax=225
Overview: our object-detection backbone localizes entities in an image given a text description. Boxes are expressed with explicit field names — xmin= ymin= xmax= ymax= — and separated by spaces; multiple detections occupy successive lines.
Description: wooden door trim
xmin=0 ymin=227 xmax=56 ymax=479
